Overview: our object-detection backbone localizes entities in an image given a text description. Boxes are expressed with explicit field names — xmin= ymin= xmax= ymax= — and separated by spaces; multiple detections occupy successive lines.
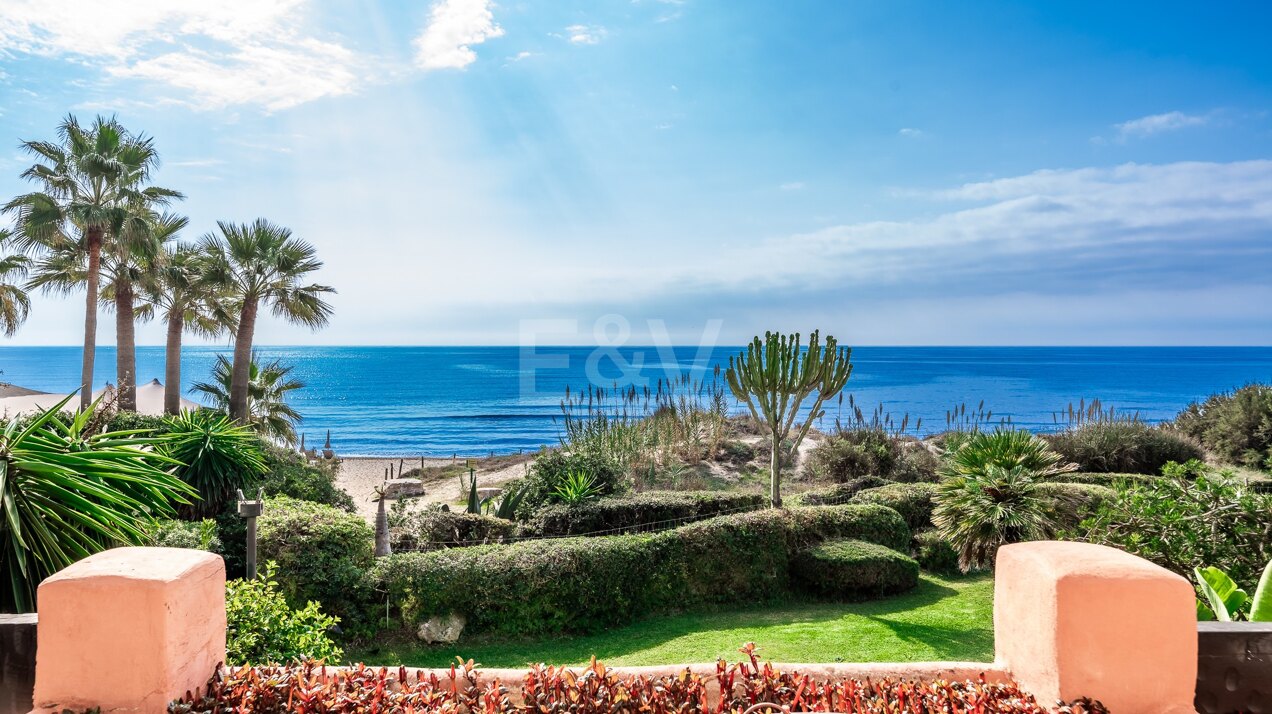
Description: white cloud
xmin=414 ymin=0 xmax=505 ymax=70
xmin=0 ymin=0 xmax=361 ymax=110
xmin=564 ymin=24 xmax=607 ymax=45
xmin=898 ymin=127 xmax=926 ymax=138
xmin=779 ymin=182 xmax=805 ymax=191
xmin=1114 ymin=111 xmax=1209 ymax=140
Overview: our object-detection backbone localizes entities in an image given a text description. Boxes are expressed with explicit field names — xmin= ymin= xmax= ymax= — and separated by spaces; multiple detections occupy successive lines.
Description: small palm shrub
xmin=1174 ymin=383 xmax=1272 ymax=469
xmin=225 ymin=563 xmax=342 ymax=665
xmin=161 ymin=410 xmax=267 ymax=519
xmin=933 ymin=429 xmax=1075 ymax=571
xmin=1043 ymin=419 xmax=1203 ymax=474
xmin=791 ymin=539 xmax=920 ymax=598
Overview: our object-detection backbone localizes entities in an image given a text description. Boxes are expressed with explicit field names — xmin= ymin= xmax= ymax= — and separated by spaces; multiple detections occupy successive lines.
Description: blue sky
xmin=1 ymin=0 xmax=1270 ymax=346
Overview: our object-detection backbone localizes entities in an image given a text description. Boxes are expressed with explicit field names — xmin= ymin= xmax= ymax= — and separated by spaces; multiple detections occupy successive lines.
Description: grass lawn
xmin=349 ymin=573 xmax=993 ymax=668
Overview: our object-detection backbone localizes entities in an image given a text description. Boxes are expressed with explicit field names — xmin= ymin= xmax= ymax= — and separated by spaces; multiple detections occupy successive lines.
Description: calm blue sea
xmin=1 ymin=346 xmax=1269 ymax=456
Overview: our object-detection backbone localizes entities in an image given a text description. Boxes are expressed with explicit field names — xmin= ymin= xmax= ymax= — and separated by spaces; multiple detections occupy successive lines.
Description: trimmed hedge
xmin=522 ymin=491 xmax=767 ymax=537
xmin=791 ymin=539 xmax=919 ymax=598
xmin=1046 ymin=472 xmax=1162 ymax=487
xmin=258 ymin=496 xmax=375 ymax=633
xmin=1035 ymin=482 xmax=1116 ymax=528
xmin=369 ymin=504 xmax=910 ymax=636
xmin=391 ymin=510 xmax=517 ymax=551
xmin=850 ymin=482 xmax=938 ymax=531
xmin=790 ymin=476 xmax=893 ymax=506
xmin=912 ymin=528 xmax=960 ymax=574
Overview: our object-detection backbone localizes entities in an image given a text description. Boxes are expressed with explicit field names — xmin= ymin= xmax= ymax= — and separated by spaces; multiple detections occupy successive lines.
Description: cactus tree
xmin=725 ymin=330 xmax=853 ymax=507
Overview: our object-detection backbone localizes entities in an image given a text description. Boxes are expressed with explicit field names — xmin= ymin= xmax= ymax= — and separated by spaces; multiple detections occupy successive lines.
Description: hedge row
xmin=522 ymin=491 xmax=767 ymax=536
xmin=391 ymin=511 xmax=517 ymax=551
xmin=791 ymin=539 xmax=920 ymax=598
xmin=789 ymin=476 xmax=892 ymax=506
xmin=849 ymin=482 xmax=938 ymax=531
xmin=368 ymin=504 xmax=910 ymax=636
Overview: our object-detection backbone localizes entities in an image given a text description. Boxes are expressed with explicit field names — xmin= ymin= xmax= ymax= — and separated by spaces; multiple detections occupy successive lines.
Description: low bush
xmin=369 ymin=504 xmax=909 ymax=636
xmin=789 ymin=476 xmax=892 ymax=506
xmin=391 ymin=510 xmax=517 ymax=551
xmin=225 ymin=563 xmax=342 ymax=665
xmin=1044 ymin=420 xmax=1204 ymax=474
xmin=516 ymin=449 xmax=628 ymax=518
xmin=1075 ymin=463 xmax=1272 ymax=585
xmin=1035 ymin=482 xmax=1115 ymax=529
xmin=1174 ymin=383 xmax=1272 ymax=469
xmin=146 ymin=518 xmax=222 ymax=552
xmin=850 ymin=482 xmax=938 ymax=531
xmin=522 ymin=491 xmax=766 ymax=536
xmin=717 ymin=439 xmax=757 ymax=464
xmin=804 ymin=429 xmax=938 ymax=483
xmin=257 ymin=496 xmax=375 ymax=633
xmin=1046 ymin=472 xmax=1161 ymax=487
xmin=259 ymin=445 xmax=356 ymax=512
xmin=913 ymin=528 xmax=960 ymax=574
xmin=791 ymin=539 xmax=919 ymax=598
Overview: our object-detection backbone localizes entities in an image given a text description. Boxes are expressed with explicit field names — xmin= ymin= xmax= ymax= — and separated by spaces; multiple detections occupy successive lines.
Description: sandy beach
xmin=335 ymin=454 xmax=535 ymax=521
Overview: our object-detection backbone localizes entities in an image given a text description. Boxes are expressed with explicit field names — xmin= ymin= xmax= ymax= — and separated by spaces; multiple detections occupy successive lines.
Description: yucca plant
xmin=0 ymin=396 xmax=195 ymax=612
xmin=160 ymin=410 xmax=266 ymax=519
xmin=553 ymin=470 xmax=602 ymax=504
xmin=933 ymin=429 xmax=1076 ymax=571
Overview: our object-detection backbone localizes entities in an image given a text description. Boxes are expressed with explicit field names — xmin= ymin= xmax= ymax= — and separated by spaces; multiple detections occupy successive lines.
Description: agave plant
xmin=0 ymin=396 xmax=195 ymax=612
xmin=933 ymin=429 xmax=1077 ymax=571
xmin=1196 ymin=559 xmax=1272 ymax=621
xmin=160 ymin=410 xmax=267 ymax=519
xmin=491 ymin=481 xmax=528 ymax=520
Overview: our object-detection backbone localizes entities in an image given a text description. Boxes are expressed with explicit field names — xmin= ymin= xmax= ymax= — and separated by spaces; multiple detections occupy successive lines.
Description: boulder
xmin=416 ymin=613 xmax=466 ymax=643
xmin=383 ymin=478 xmax=425 ymax=499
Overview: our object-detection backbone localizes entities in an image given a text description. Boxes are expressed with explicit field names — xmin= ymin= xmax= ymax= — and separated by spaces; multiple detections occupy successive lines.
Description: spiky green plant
xmin=0 ymin=396 xmax=195 ymax=612
xmin=492 ymin=480 xmax=527 ymax=519
xmin=160 ymin=409 xmax=267 ymax=519
xmin=933 ymin=429 xmax=1076 ymax=571
xmin=553 ymin=470 xmax=602 ymax=504
xmin=725 ymin=330 xmax=853 ymax=507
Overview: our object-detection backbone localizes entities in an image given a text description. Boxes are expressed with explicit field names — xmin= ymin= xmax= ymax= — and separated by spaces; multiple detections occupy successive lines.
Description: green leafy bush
xmin=369 ymin=503 xmax=909 ymax=636
xmin=912 ymin=528 xmax=961 ymax=574
xmin=146 ymin=518 xmax=222 ymax=552
xmin=522 ymin=491 xmax=766 ymax=536
xmin=1043 ymin=420 xmax=1204 ymax=474
xmin=1045 ymin=472 xmax=1162 ymax=487
xmin=1075 ymin=462 xmax=1272 ymax=585
xmin=791 ymin=539 xmax=919 ymax=598
xmin=161 ymin=410 xmax=267 ymax=519
xmin=850 ymin=482 xmax=938 ymax=531
xmin=789 ymin=476 xmax=892 ymax=506
xmin=516 ymin=449 xmax=627 ymax=517
xmin=259 ymin=445 xmax=356 ymax=512
xmin=1035 ymin=482 xmax=1115 ymax=529
xmin=390 ymin=510 xmax=517 ymax=551
xmin=805 ymin=429 xmax=938 ymax=483
xmin=1174 ymin=384 xmax=1272 ymax=469
xmin=225 ymin=563 xmax=343 ymax=665
xmin=257 ymin=496 xmax=374 ymax=632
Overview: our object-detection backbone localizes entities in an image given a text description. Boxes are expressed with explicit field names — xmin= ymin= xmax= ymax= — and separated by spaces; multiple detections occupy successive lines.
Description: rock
xmin=417 ymin=613 xmax=466 ymax=643
xmin=476 ymin=487 xmax=503 ymax=501
xmin=383 ymin=478 xmax=425 ymax=499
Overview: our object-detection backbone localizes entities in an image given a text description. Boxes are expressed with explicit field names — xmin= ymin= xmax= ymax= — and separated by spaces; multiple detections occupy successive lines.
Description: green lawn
xmin=349 ymin=573 xmax=994 ymax=668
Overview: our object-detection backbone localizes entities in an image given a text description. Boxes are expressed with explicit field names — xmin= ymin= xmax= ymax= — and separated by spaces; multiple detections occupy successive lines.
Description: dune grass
xmin=349 ymin=573 xmax=993 ymax=668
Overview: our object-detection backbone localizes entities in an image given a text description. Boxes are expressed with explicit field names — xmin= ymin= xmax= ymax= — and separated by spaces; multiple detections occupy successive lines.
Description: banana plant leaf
xmin=1195 ymin=565 xmax=1249 ymax=622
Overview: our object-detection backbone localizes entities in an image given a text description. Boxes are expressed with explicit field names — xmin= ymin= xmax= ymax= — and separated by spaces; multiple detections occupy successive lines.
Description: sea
xmin=1 ymin=345 xmax=1269 ymax=456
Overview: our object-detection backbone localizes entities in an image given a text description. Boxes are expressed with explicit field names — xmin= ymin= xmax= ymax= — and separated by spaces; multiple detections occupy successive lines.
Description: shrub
xmin=257 ymin=496 xmax=375 ymax=632
xmin=934 ymin=429 xmax=1073 ymax=571
xmin=146 ymin=518 xmax=222 ymax=552
xmin=225 ymin=563 xmax=342 ymax=665
xmin=517 ymin=449 xmax=627 ymax=518
xmin=717 ymin=439 xmax=757 ymax=464
xmin=391 ymin=510 xmax=517 ymax=551
xmin=259 ymin=445 xmax=356 ymax=512
xmin=104 ymin=410 xmax=171 ymax=434
xmin=913 ymin=528 xmax=960 ymax=574
xmin=850 ymin=482 xmax=938 ymax=531
xmin=522 ymin=491 xmax=766 ymax=537
xmin=1046 ymin=472 xmax=1161 ymax=487
xmin=1044 ymin=420 xmax=1204 ymax=474
xmin=791 ymin=539 xmax=919 ymax=598
xmin=369 ymin=504 xmax=909 ymax=636
xmin=1035 ymin=482 xmax=1115 ymax=529
xmin=789 ymin=476 xmax=892 ymax=506
xmin=805 ymin=429 xmax=937 ymax=483
xmin=1075 ymin=463 xmax=1272 ymax=585
xmin=161 ymin=410 xmax=267 ymax=519
xmin=1175 ymin=384 xmax=1272 ymax=469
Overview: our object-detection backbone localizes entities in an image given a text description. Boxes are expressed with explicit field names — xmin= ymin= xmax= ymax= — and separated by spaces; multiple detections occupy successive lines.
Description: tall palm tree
xmin=144 ymin=242 xmax=228 ymax=414
xmin=3 ymin=115 xmax=181 ymax=410
xmin=191 ymin=354 xmax=306 ymax=445
xmin=0 ymin=231 xmax=32 ymax=337
xmin=200 ymin=219 xmax=333 ymax=423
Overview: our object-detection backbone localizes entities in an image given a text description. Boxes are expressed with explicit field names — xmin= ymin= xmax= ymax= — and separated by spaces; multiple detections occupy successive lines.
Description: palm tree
xmin=3 ymin=115 xmax=181 ymax=410
xmin=144 ymin=242 xmax=228 ymax=414
xmin=191 ymin=354 xmax=306 ymax=445
xmin=200 ymin=219 xmax=333 ymax=423
xmin=0 ymin=232 xmax=32 ymax=337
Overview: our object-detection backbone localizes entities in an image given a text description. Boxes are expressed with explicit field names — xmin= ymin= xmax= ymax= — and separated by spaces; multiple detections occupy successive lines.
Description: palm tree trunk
xmin=79 ymin=227 xmax=102 ymax=412
xmin=164 ymin=310 xmax=184 ymax=415
xmin=115 ymin=278 xmax=137 ymax=412
xmin=770 ymin=432 xmax=783 ymax=508
xmin=229 ymin=298 xmax=258 ymax=423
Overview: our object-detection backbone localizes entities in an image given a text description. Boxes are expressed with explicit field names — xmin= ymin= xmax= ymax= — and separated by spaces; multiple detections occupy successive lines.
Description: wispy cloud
xmin=414 ymin=0 xmax=505 ymax=70
xmin=898 ymin=127 xmax=926 ymax=138
xmin=564 ymin=24 xmax=607 ymax=45
xmin=779 ymin=182 xmax=805 ymax=191
xmin=1114 ymin=111 xmax=1209 ymax=140
xmin=169 ymin=158 xmax=227 ymax=167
